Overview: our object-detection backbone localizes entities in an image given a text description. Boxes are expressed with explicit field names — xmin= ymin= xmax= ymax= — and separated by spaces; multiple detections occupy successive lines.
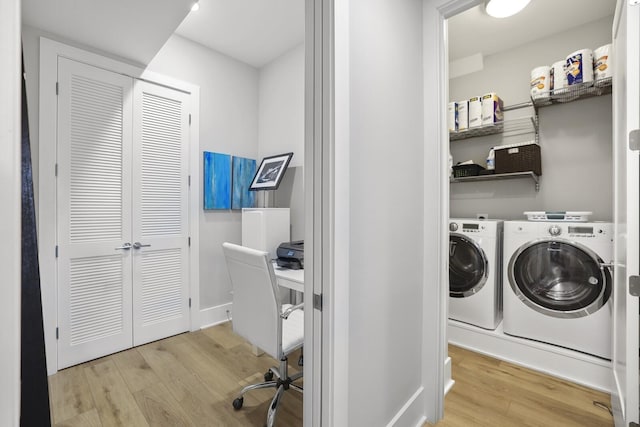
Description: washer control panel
xmin=544 ymin=224 xmax=607 ymax=238
xmin=449 ymin=222 xmax=458 ymax=232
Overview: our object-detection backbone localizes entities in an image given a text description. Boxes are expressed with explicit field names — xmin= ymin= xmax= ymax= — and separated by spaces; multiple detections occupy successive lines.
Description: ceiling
xmin=174 ymin=0 xmax=305 ymax=68
xmin=22 ymin=0 xmax=193 ymax=66
xmin=448 ymin=0 xmax=617 ymax=61
xmin=21 ymin=0 xmax=615 ymax=70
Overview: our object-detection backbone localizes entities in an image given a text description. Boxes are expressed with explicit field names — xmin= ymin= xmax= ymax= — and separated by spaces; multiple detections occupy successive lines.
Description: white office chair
xmin=222 ymin=242 xmax=304 ymax=427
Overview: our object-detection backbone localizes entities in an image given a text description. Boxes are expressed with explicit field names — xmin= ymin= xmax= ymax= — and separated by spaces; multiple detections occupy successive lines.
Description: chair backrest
xmin=222 ymin=242 xmax=282 ymax=359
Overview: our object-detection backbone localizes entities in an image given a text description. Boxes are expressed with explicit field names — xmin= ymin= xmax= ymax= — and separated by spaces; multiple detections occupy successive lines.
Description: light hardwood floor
xmin=428 ymin=345 xmax=614 ymax=427
xmin=49 ymin=323 xmax=613 ymax=426
xmin=48 ymin=322 xmax=302 ymax=426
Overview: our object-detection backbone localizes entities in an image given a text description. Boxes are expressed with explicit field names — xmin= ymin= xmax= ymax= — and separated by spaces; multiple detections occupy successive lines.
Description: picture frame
xmin=231 ymin=156 xmax=257 ymax=209
xmin=249 ymin=152 xmax=294 ymax=191
xmin=203 ymin=151 xmax=231 ymax=209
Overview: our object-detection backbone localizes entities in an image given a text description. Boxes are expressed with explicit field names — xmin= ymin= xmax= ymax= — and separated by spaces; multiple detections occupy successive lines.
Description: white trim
xmin=187 ymin=80 xmax=201 ymax=332
xmin=38 ymin=37 xmax=200 ymax=374
xmin=385 ymin=387 xmax=426 ymax=427
xmin=421 ymin=0 xmax=483 ymax=423
xmin=199 ymin=303 xmax=233 ymax=329
xmin=448 ymin=320 xmax=612 ymax=393
xmin=443 ymin=357 xmax=454 ymax=395
xmin=304 ymin=0 xmax=329 ymax=425
xmin=331 ymin=0 xmax=350 ymax=425
xmin=0 ymin=0 xmax=22 ymax=422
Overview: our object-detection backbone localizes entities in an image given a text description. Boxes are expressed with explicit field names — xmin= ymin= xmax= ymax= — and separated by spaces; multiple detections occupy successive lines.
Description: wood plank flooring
xmin=49 ymin=322 xmax=303 ymax=427
xmin=49 ymin=323 xmax=613 ymax=426
xmin=428 ymin=345 xmax=614 ymax=427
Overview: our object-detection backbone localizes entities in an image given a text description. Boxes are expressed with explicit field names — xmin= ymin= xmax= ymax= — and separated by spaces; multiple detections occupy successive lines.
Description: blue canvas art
xmin=203 ymin=152 xmax=231 ymax=209
xmin=232 ymin=157 xmax=257 ymax=209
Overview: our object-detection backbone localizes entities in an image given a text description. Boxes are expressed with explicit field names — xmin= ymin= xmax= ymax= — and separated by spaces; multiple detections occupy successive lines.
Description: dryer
xmin=503 ymin=221 xmax=613 ymax=359
xmin=449 ymin=219 xmax=503 ymax=330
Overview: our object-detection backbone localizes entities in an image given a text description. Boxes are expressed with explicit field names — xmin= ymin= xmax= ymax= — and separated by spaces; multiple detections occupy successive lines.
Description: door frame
xmin=305 ymin=0 xmax=329 ymax=424
xmin=0 ymin=0 xmax=22 ymax=422
xmin=611 ymin=0 xmax=640 ymax=424
xmin=421 ymin=0 xmax=483 ymax=422
xmin=38 ymin=37 xmax=201 ymax=375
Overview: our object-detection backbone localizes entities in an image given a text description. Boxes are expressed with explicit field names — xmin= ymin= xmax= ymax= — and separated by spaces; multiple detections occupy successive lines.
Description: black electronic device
xmin=276 ymin=240 xmax=304 ymax=270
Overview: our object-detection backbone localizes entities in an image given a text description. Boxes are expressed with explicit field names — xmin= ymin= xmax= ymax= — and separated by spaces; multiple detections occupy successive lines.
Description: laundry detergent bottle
xmin=486 ymin=147 xmax=495 ymax=170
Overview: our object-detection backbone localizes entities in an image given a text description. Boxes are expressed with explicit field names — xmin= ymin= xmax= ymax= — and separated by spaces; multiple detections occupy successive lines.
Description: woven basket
xmin=452 ymin=164 xmax=485 ymax=178
xmin=494 ymin=144 xmax=541 ymax=175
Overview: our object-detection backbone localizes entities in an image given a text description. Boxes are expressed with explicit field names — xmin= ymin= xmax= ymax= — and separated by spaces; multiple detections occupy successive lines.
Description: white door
xmin=57 ymin=59 xmax=191 ymax=368
xmin=131 ymin=80 xmax=191 ymax=346
xmin=57 ymin=58 xmax=134 ymax=369
xmin=612 ymin=0 xmax=639 ymax=425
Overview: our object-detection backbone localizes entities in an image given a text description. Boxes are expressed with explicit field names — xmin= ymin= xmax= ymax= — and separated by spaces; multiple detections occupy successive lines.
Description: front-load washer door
xmin=449 ymin=233 xmax=489 ymax=298
xmin=508 ymin=239 xmax=611 ymax=318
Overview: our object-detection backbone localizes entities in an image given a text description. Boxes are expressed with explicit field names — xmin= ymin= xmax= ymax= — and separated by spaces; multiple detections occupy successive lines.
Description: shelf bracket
xmin=530 ymin=116 xmax=539 ymax=133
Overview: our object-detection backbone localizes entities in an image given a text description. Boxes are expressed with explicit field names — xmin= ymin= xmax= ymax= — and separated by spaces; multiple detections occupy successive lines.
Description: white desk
xmin=273 ymin=262 xmax=304 ymax=293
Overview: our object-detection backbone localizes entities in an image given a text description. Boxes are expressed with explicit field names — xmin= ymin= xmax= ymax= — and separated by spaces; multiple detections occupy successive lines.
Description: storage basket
xmin=452 ymin=164 xmax=485 ymax=178
xmin=494 ymin=143 xmax=541 ymax=176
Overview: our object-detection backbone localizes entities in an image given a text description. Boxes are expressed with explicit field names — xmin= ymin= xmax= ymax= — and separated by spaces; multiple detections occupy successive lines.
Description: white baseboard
xmin=386 ymin=386 xmax=425 ymax=427
xmin=200 ymin=302 xmax=232 ymax=329
xmin=444 ymin=357 xmax=455 ymax=395
xmin=448 ymin=320 xmax=612 ymax=393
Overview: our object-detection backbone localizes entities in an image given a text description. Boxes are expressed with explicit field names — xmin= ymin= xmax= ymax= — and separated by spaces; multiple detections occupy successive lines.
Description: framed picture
xmin=231 ymin=156 xmax=257 ymax=209
xmin=203 ymin=152 xmax=231 ymax=209
xmin=249 ymin=152 xmax=294 ymax=191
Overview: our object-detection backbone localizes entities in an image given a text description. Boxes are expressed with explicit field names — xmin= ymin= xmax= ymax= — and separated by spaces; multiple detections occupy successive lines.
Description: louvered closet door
xmin=57 ymin=58 xmax=134 ymax=369
xmin=131 ymin=80 xmax=190 ymax=346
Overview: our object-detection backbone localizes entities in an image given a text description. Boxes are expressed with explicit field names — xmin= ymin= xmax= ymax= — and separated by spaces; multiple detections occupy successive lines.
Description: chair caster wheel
xmin=264 ymin=370 xmax=274 ymax=381
xmin=232 ymin=397 xmax=244 ymax=410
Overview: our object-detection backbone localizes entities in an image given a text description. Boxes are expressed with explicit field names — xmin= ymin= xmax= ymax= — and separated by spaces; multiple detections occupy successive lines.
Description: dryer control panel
xmin=461 ymin=223 xmax=485 ymax=233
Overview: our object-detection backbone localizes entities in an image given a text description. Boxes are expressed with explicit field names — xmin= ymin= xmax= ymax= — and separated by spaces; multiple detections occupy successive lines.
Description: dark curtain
xmin=20 ymin=53 xmax=52 ymax=426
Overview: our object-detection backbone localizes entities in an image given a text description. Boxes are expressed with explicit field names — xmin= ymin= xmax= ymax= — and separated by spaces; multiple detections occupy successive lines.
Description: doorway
xmin=444 ymin=0 xmax=617 ymax=417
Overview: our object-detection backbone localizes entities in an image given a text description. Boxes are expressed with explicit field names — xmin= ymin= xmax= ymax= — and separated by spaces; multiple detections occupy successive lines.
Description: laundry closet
xmin=446 ymin=2 xmax=616 ymax=392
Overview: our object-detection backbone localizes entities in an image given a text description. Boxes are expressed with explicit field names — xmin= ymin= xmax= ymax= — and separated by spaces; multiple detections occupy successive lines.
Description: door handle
xmin=115 ymin=242 xmax=132 ymax=250
xmin=132 ymin=242 xmax=151 ymax=249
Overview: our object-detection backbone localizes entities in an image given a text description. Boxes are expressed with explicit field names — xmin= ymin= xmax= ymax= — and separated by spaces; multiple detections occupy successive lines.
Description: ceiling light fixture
xmin=191 ymin=2 xmax=200 ymax=12
xmin=485 ymin=0 xmax=531 ymax=18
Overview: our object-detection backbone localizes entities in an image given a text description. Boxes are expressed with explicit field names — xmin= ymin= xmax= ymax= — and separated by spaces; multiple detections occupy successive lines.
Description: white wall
xmin=258 ymin=43 xmax=305 ymax=240
xmin=147 ymin=35 xmax=260 ymax=312
xmin=449 ymin=15 xmax=614 ymax=221
xmin=0 ymin=0 xmax=22 ymax=422
xmin=259 ymin=43 xmax=305 ymax=167
xmin=340 ymin=0 xmax=426 ymax=424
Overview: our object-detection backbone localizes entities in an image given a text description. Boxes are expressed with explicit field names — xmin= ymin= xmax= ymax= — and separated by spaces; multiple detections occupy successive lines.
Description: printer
xmin=276 ymin=240 xmax=304 ymax=270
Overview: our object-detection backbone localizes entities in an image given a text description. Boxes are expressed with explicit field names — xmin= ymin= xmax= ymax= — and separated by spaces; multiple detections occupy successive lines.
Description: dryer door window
xmin=508 ymin=240 xmax=611 ymax=318
xmin=449 ymin=234 xmax=488 ymax=298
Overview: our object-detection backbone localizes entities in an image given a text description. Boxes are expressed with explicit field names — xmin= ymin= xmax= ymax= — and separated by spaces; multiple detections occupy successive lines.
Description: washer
xmin=503 ymin=221 xmax=613 ymax=359
xmin=449 ymin=219 xmax=503 ymax=330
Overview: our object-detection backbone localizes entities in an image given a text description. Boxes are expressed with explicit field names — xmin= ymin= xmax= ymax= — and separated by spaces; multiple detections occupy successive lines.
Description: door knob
xmin=115 ymin=242 xmax=132 ymax=250
xmin=132 ymin=242 xmax=151 ymax=249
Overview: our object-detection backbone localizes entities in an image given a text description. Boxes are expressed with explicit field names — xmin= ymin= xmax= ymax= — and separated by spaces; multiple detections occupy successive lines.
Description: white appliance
xmin=449 ymin=219 xmax=503 ymax=330
xmin=241 ymin=208 xmax=290 ymax=260
xmin=503 ymin=221 xmax=613 ymax=359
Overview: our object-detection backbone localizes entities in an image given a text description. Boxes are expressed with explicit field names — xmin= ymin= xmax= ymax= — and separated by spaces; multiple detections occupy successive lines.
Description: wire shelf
xmin=450 ymin=171 xmax=540 ymax=191
xmin=532 ymin=77 xmax=612 ymax=107
xmin=450 ymin=116 xmax=537 ymax=141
